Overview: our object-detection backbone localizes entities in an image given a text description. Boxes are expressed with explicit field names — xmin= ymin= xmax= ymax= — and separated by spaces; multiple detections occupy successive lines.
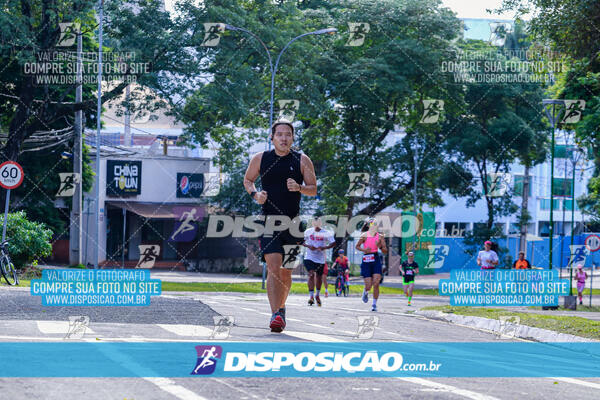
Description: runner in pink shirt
xmin=575 ymin=264 xmax=588 ymax=305
xmin=355 ymin=218 xmax=388 ymax=311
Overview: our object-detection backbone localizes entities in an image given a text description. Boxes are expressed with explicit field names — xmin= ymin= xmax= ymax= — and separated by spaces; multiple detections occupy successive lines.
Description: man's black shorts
xmin=403 ymin=274 xmax=415 ymax=284
xmin=259 ymin=229 xmax=302 ymax=261
xmin=304 ymin=259 xmax=324 ymax=275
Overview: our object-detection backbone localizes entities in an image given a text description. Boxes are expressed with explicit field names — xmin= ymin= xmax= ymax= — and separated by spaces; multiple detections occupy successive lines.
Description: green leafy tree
xmin=499 ymin=0 xmax=600 ymax=222
xmin=441 ymin=40 xmax=547 ymax=232
xmin=180 ymin=0 xmax=468 ymax=252
xmin=0 ymin=0 xmax=217 ymax=231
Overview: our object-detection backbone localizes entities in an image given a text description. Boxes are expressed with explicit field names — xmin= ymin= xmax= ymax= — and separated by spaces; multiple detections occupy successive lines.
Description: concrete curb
xmin=415 ymin=309 xmax=596 ymax=342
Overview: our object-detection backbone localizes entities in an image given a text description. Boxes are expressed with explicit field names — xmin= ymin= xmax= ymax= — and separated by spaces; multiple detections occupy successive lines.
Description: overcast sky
xmin=441 ymin=0 xmax=514 ymax=19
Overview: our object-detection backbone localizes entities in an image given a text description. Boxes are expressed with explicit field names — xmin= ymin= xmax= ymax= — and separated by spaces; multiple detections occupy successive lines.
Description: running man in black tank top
xmin=244 ymin=120 xmax=317 ymax=332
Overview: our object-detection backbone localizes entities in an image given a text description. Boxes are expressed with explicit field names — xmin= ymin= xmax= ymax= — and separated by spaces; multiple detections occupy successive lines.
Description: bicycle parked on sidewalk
xmin=0 ymin=240 xmax=18 ymax=285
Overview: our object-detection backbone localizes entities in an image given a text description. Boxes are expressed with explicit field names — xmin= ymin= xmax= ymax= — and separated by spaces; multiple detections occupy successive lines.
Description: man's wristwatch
xmin=250 ymin=191 xmax=257 ymax=200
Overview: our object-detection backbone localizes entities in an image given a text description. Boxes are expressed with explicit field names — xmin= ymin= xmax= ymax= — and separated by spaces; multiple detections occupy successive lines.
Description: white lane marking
xmin=91 ymin=340 xmax=208 ymax=400
xmin=551 ymin=377 xmax=600 ymax=389
xmin=239 ymin=307 xmax=271 ymax=316
xmin=283 ymin=330 xmax=346 ymax=342
xmin=399 ymin=378 xmax=501 ymax=400
xmin=290 ymin=322 xmax=500 ymax=400
xmin=305 ymin=322 xmax=326 ymax=329
xmin=211 ymin=378 xmax=262 ymax=399
xmin=36 ymin=321 xmax=95 ymax=334
xmin=0 ymin=335 xmax=239 ymax=342
xmin=144 ymin=378 xmax=208 ymax=400
xmin=157 ymin=324 xmax=213 ymax=337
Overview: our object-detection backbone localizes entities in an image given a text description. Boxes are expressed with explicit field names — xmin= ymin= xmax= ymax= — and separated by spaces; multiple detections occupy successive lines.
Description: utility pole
xmin=413 ymin=141 xmax=418 ymax=250
xmin=70 ymin=29 xmax=83 ymax=266
xmin=543 ymin=99 xmax=563 ymax=270
xmin=519 ymin=164 xmax=530 ymax=255
xmin=124 ymin=84 xmax=131 ymax=146
xmin=95 ymin=0 xmax=104 ymax=269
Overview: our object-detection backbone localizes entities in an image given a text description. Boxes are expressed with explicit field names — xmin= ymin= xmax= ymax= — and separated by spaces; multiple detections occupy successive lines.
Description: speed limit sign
xmin=585 ymin=234 xmax=600 ymax=252
xmin=0 ymin=161 xmax=24 ymax=190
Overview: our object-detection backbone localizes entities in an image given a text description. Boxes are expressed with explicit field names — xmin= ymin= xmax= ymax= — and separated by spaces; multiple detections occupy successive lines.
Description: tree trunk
xmin=519 ymin=164 xmax=530 ymax=254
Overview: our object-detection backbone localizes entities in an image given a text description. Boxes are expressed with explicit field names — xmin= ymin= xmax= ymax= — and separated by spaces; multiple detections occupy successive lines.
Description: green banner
xmin=401 ymin=211 xmax=435 ymax=275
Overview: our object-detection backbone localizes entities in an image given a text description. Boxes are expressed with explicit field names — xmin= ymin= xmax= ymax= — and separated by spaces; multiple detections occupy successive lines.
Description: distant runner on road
xmin=477 ymin=240 xmax=499 ymax=270
xmin=303 ymin=215 xmax=335 ymax=306
xmin=244 ymin=120 xmax=317 ymax=332
xmin=575 ymin=264 xmax=588 ymax=305
xmin=401 ymin=251 xmax=419 ymax=306
xmin=355 ymin=218 xmax=388 ymax=312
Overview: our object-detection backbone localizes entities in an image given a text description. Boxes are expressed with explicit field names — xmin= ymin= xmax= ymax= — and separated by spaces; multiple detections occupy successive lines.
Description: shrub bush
xmin=0 ymin=211 xmax=53 ymax=269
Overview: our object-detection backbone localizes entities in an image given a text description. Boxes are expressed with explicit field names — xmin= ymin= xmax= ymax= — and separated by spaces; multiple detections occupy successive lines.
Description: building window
xmin=509 ymin=223 xmax=520 ymax=235
xmin=563 ymin=199 xmax=579 ymax=211
xmin=513 ymin=175 xmax=532 ymax=196
xmin=554 ymin=145 xmax=575 ymax=159
xmin=552 ymin=178 xmax=573 ymax=197
xmin=539 ymin=221 xmax=551 ymax=237
xmin=540 ymin=198 xmax=560 ymax=210
xmin=443 ymin=222 xmax=468 ymax=237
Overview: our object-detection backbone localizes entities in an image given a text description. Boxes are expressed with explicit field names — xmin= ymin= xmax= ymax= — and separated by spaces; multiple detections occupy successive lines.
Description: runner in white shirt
xmin=303 ymin=216 xmax=336 ymax=306
xmin=477 ymin=240 xmax=499 ymax=270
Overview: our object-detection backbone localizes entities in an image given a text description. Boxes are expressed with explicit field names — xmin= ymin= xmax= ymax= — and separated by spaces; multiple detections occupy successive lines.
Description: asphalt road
xmin=1 ymin=287 xmax=599 ymax=400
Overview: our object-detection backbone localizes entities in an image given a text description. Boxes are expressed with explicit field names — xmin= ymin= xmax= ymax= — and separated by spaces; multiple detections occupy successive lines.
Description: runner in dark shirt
xmin=244 ymin=119 xmax=317 ymax=332
xmin=401 ymin=251 xmax=419 ymax=306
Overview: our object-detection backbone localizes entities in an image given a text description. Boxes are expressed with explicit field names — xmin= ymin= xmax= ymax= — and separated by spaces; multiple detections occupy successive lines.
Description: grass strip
xmin=422 ymin=305 xmax=600 ymax=340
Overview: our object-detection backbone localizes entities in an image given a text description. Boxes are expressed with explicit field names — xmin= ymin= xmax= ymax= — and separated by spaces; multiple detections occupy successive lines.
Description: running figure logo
xmin=203 ymin=173 xmax=221 ymax=197
xmin=487 ymin=173 xmax=512 ymax=197
xmin=57 ymin=22 xmax=80 ymax=47
xmin=201 ymin=23 xmax=225 ymax=47
xmin=136 ymin=245 xmax=160 ymax=268
xmin=489 ymin=22 xmax=512 ymax=46
xmin=282 ymin=245 xmax=302 ymax=269
xmin=346 ymin=23 xmax=370 ymax=46
xmin=64 ymin=316 xmax=89 ymax=339
xmin=191 ymin=345 xmax=223 ymax=375
xmin=426 ymin=245 xmax=449 ymax=269
xmin=278 ymin=100 xmax=300 ymax=122
xmin=56 ymin=173 xmax=80 ymax=197
xmin=420 ymin=100 xmax=444 ymax=124
xmin=496 ymin=316 xmax=520 ymax=339
xmin=210 ymin=316 xmax=234 ymax=339
xmin=569 ymin=245 xmax=589 ymax=267
xmin=347 ymin=173 xmax=369 ymax=197
xmin=170 ymin=208 xmax=199 ymax=241
xmin=561 ymin=100 xmax=586 ymax=124
xmin=354 ymin=316 xmax=379 ymax=339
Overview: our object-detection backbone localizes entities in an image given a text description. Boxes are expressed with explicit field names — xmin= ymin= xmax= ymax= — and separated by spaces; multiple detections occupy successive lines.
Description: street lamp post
xmin=224 ymin=25 xmax=336 ymax=148
xmin=569 ymin=146 xmax=584 ymax=295
xmin=224 ymin=25 xmax=336 ymax=288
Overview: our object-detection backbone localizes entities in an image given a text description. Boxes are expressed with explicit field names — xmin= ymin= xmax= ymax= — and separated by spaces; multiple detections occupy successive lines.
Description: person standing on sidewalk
xmin=244 ymin=119 xmax=317 ymax=332
xmin=303 ymin=216 xmax=335 ymax=306
xmin=477 ymin=240 xmax=499 ymax=270
xmin=513 ymin=251 xmax=531 ymax=269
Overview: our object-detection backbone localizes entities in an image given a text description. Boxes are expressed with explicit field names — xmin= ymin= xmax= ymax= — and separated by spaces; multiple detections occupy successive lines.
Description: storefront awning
xmin=107 ymin=202 xmax=205 ymax=219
